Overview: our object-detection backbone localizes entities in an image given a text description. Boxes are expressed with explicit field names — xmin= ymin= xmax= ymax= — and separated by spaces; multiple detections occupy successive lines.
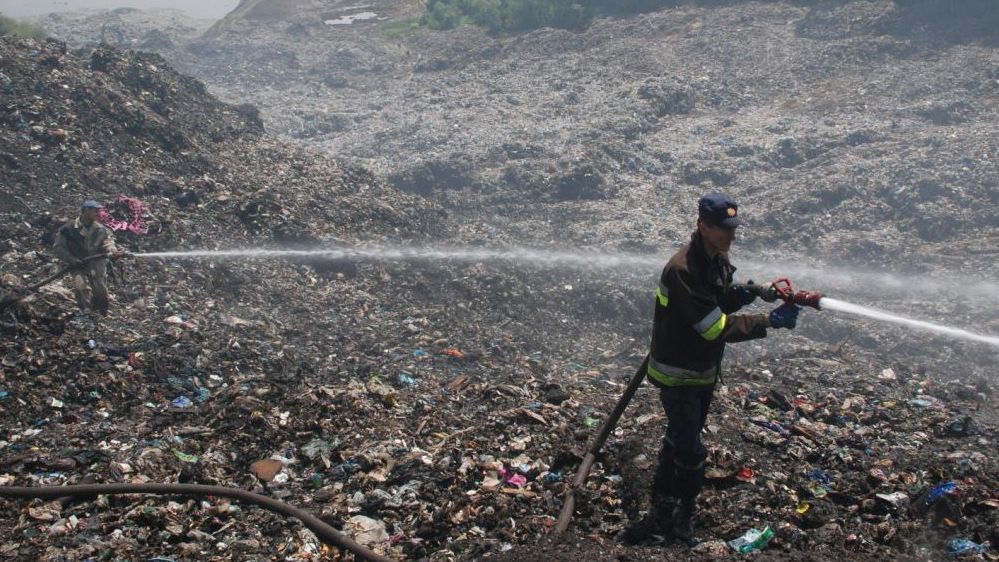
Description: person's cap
xmin=81 ymin=199 xmax=104 ymax=210
xmin=698 ymin=193 xmax=742 ymax=228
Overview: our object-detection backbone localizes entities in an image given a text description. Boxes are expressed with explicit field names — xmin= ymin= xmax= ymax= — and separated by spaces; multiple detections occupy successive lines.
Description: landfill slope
xmin=126 ymin=0 xmax=999 ymax=261
xmin=1 ymin=2 xmax=998 ymax=561
xmin=38 ymin=0 xmax=999 ymax=376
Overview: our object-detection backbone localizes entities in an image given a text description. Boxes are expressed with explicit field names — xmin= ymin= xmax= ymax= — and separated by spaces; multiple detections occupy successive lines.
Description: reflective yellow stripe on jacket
xmin=694 ymin=307 xmax=727 ymax=341
xmin=656 ymin=281 xmax=669 ymax=307
xmin=649 ymin=282 xmax=722 ymax=386
xmin=647 ymin=356 xmax=718 ymax=386
xmin=654 ymin=283 xmax=726 ymax=341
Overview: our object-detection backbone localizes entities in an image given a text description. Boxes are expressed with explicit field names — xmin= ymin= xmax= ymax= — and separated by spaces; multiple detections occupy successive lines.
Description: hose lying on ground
xmin=554 ymin=355 xmax=649 ymax=535
xmin=0 ymin=483 xmax=394 ymax=562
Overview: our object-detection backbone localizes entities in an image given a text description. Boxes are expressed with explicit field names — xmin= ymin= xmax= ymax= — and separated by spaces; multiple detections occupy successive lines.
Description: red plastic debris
xmin=99 ymin=195 xmax=149 ymax=235
xmin=736 ymin=467 xmax=757 ymax=485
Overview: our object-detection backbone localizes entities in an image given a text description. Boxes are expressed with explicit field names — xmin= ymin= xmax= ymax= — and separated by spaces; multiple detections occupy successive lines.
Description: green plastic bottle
xmin=727 ymin=526 xmax=775 ymax=553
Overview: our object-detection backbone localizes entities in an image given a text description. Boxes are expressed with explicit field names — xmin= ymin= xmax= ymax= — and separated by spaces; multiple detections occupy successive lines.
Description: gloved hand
xmin=731 ymin=281 xmax=758 ymax=308
xmin=769 ymin=304 xmax=800 ymax=329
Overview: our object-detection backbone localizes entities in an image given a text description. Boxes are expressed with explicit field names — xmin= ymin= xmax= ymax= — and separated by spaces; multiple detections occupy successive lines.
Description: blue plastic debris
xmin=330 ymin=460 xmax=362 ymax=480
xmin=171 ymin=395 xmax=193 ymax=408
xmin=948 ymin=538 xmax=987 ymax=556
xmin=926 ymin=481 xmax=957 ymax=506
xmin=807 ymin=468 xmax=832 ymax=485
xmin=752 ymin=419 xmax=789 ymax=435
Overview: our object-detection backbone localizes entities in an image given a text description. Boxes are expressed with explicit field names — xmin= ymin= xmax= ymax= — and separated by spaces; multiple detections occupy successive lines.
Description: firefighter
xmin=53 ymin=200 xmax=125 ymax=316
xmin=625 ymin=193 xmax=800 ymax=544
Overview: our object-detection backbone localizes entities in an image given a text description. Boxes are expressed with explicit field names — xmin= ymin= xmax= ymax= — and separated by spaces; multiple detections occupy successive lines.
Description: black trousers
xmin=651 ymin=384 xmax=715 ymax=504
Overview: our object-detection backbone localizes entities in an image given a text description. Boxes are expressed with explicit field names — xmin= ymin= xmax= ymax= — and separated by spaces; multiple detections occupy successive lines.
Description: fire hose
xmin=554 ymin=355 xmax=649 ymax=534
xmin=554 ymin=278 xmax=823 ymax=535
xmin=0 ymin=253 xmax=117 ymax=312
xmin=0 ymin=483 xmax=394 ymax=562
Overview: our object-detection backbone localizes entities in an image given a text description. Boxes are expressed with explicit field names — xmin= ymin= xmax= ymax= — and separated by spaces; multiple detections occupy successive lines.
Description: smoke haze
xmin=0 ymin=0 xmax=238 ymax=19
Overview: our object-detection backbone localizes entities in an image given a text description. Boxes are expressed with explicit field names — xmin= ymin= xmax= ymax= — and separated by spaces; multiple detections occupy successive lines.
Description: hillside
xmin=163 ymin=0 xmax=999 ymax=262
xmin=100 ymin=0 xmax=999 ymax=382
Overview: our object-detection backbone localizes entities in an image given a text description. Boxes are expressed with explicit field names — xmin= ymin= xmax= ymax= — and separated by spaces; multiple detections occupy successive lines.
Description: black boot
xmin=91 ymin=293 xmax=109 ymax=317
xmin=671 ymin=499 xmax=696 ymax=543
xmin=620 ymin=497 xmax=674 ymax=545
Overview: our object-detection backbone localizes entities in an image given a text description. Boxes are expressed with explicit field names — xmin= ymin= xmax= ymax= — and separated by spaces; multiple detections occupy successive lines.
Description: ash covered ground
xmin=2 ymin=1 xmax=998 ymax=560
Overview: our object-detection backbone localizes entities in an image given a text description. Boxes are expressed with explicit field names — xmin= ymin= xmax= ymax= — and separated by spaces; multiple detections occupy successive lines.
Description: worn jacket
xmin=648 ymin=231 xmax=769 ymax=387
xmin=53 ymin=218 xmax=117 ymax=265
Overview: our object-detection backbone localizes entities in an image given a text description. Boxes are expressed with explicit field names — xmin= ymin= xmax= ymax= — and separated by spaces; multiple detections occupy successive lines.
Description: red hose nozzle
xmin=791 ymin=290 xmax=824 ymax=310
xmin=770 ymin=277 xmax=823 ymax=310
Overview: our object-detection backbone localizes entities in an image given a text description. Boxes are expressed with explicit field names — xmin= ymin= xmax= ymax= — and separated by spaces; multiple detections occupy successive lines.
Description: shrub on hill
xmin=0 ymin=13 xmax=46 ymax=39
xmin=419 ymin=0 xmax=675 ymax=33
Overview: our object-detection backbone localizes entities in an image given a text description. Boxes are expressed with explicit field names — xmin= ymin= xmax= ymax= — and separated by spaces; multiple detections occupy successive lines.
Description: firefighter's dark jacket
xmin=648 ymin=231 xmax=770 ymax=387
xmin=53 ymin=218 xmax=116 ymax=264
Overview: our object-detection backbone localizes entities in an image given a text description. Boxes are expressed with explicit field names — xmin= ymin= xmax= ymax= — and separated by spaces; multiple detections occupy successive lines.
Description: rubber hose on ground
xmin=0 ymin=483 xmax=394 ymax=562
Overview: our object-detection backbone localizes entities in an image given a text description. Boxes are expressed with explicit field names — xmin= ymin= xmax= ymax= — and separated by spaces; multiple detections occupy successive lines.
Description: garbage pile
xmin=487 ymin=354 xmax=998 ymax=562
xmin=75 ymin=0 xmax=998 ymax=273
xmin=0 ymin=29 xmax=996 ymax=562
xmin=0 ymin=36 xmax=634 ymax=561
xmin=31 ymin=7 xmax=212 ymax=51
xmin=594 ymin=358 xmax=995 ymax=561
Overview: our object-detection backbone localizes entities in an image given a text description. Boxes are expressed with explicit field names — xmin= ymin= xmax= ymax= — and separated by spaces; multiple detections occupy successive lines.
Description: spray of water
xmin=135 ymin=246 xmax=999 ymax=299
xmin=739 ymin=258 xmax=999 ymax=301
xmin=820 ymin=297 xmax=999 ymax=348
xmin=136 ymin=247 xmax=663 ymax=269
xmin=134 ymin=245 xmax=999 ymax=348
